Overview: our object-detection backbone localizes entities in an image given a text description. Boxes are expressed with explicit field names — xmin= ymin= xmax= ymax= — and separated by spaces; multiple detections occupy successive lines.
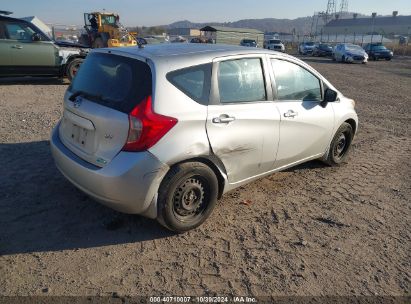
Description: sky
xmin=4 ymin=0 xmax=411 ymax=26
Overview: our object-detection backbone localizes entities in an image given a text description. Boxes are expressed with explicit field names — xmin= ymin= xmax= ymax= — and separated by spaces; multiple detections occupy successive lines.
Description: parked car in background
xmin=0 ymin=13 xmax=89 ymax=81
xmin=266 ymin=39 xmax=285 ymax=52
xmin=51 ymin=44 xmax=358 ymax=232
xmin=363 ymin=43 xmax=393 ymax=61
xmin=313 ymin=43 xmax=333 ymax=57
xmin=333 ymin=43 xmax=368 ymax=64
xmin=240 ymin=39 xmax=258 ymax=47
xmin=298 ymin=41 xmax=315 ymax=55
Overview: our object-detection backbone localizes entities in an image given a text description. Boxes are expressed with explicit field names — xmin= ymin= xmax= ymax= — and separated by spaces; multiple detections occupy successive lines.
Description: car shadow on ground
xmin=0 ymin=77 xmax=68 ymax=86
xmin=284 ymin=159 xmax=329 ymax=172
xmin=0 ymin=141 xmax=172 ymax=256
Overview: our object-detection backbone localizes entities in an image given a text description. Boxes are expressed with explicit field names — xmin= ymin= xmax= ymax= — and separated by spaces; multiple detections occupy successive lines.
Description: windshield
xmin=319 ymin=44 xmax=331 ymax=49
xmin=269 ymin=40 xmax=281 ymax=44
xmin=69 ymin=52 xmax=152 ymax=113
xmin=305 ymin=42 xmax=315 ymax=46
xmin=101 ymin=15 xmax=117 ymax=25
xmin=372 ymin=45 xmax=388 ymax=51
xmin=243 ymin=40 xmax=256 ymax=44
xmin=346 ymin=44 xmax=363 ymax=51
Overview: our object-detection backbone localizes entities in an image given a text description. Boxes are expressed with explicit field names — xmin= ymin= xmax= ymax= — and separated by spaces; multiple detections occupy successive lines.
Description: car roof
xmin=94 ymin=43 xmax=336 ymax=90
xmin=0 ymin=15 xmax=25 ymax=22
xmin=95 ymin=43 xmax=303 ymax=71
xmin=98 ymin=43 xmax=285 ymax=61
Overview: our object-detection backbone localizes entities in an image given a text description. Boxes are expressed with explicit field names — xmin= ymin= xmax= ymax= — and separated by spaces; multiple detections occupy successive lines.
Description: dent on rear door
xmin=206 ymin=55 xmax=280 ymax=184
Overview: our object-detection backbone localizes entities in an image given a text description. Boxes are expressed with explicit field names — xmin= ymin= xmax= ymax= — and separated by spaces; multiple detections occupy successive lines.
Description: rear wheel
xmin=157 ymin=162 xmax=218 ymax=232
xmin=322 ymin=123 xmax=353 ymax=166
xmin=66 ymin=57 xmax=83 ymax=81
xmin=342 ymin=55 xmax=346 ymax=63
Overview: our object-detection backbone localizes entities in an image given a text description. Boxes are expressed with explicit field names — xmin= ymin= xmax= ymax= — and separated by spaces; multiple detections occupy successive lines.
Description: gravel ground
xmin=0 ymin=56 xmax=410 ymax=298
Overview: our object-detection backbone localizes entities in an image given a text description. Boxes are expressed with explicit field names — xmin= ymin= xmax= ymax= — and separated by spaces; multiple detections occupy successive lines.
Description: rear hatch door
xmin=59 ymin=51 xmax=152 ymax=167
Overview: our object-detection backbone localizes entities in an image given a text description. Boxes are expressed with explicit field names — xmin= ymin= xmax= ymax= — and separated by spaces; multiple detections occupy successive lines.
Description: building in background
xmin=200 ymin=25 xmax=264 ymax=46
xmin=168 ymin=28 xmax=200 ymax=37
xmin=323 ymin=13 xmax=411 ymax=36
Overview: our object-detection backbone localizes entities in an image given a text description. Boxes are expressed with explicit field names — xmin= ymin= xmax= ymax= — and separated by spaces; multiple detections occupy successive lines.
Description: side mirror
xmin=32 ymin=33 xmax=41 ymax=42
xmin=321 ymin=88 xmax=338 ymax=107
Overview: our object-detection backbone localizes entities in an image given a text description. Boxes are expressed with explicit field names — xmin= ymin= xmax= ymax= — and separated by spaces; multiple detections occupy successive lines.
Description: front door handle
xmin=284 ymin=110 xmax=298 ymax=118
xmin=12 ymin=45 xmax=23 ymax=49
xmin=212 ymin=115 xmax=236 ymax=124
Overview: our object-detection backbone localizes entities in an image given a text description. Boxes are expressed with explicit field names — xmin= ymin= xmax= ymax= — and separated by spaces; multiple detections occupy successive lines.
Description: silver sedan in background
xmin=51 ymin=44 xmax=358 ymax=232
xmin=333 ymin=43 xmax=368 ymax=63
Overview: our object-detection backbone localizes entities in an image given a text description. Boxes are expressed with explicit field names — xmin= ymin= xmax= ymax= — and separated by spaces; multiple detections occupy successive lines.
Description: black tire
xmin=157 ymin=162 xmax=219 ymax=232
xmin=66 ymin=57 xmax=83 ymax=82
xmin=93 ymin=37 xmax=105 ymax=48
xmin=342 ymin=55 xmax=346 ymax=63
xmin=385 ymin=57 xmax=391 ymax=61
xmin=322 ymin=123 xmax=353 ymax=166
xmin=332 ymin=55 xmax=336 ymax=61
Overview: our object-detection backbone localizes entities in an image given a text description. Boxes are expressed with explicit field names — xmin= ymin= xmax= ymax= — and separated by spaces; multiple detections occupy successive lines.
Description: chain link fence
xmin=269 ymin=32 xmax=411 ymax=56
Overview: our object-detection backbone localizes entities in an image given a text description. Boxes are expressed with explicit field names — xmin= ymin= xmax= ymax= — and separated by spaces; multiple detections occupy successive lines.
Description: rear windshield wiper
xmin=69 ymin=90 xmax=106 ymax=103
xmin=69 ymin=90 xmax=119 ymax=106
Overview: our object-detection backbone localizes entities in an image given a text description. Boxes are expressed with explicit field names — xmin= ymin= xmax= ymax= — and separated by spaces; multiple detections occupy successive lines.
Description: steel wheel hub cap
xmin=173 ymin=178 xmax=205 ymax=217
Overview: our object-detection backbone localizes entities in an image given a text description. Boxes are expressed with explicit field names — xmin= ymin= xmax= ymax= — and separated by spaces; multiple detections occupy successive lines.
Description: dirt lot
xmin=0 ymin=56 xmax=410 ymax=298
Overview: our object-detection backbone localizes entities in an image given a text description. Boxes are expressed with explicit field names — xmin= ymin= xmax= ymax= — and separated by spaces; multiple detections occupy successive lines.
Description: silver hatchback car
xmin=51 ymin=44 xmax=358 ymax=232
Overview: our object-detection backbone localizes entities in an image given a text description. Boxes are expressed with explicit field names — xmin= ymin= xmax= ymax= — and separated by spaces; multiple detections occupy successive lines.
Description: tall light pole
xmin=371 ymin=12 xmax=377 ymax=43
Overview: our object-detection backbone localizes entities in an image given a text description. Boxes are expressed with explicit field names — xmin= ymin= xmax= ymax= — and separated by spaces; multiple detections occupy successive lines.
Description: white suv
xmin=266 ymin=39 xmax=285 ymax=52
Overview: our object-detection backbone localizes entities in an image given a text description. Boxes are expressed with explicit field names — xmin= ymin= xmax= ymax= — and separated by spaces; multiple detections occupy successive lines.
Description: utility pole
xmin=325 ymin=0 xmax=337 ymax=24
xmin=339 ymin=0 xmax=349 ymax=18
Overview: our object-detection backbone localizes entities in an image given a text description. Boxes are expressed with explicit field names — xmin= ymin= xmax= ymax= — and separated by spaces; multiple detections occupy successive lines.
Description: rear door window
xmin=167 ymin=63 xmax=211 ymax=105
xmin=217 ymin=58 xmax=266 ymax=103
xmin=68 ymin=52 xmax=152 ymax=113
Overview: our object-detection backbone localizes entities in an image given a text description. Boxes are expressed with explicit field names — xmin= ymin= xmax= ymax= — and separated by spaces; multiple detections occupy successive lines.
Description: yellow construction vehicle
xmin=79 ymin=12 xmax=137 ymax=48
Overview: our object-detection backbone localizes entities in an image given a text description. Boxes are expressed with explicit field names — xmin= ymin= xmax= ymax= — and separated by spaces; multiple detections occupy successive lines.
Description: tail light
xmin=122 ymin=96 xmax=177 ymax=152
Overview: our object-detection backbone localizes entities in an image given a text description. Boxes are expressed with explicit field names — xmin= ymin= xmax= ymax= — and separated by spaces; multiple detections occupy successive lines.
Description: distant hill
xmin=167 ymin=18 xmax=312 ymax=34
xmin=166 ymin=13 xmax=367 ymax=34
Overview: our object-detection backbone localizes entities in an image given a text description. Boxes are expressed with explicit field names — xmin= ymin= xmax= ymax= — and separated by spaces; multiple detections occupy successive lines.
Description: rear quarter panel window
xmin=166 ymin=63 xmax=211 ymax=105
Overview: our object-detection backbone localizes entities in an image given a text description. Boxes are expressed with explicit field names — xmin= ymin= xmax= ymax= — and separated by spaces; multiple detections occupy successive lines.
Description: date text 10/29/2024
xmin=149 ymin=296 xmax=257 ymax=303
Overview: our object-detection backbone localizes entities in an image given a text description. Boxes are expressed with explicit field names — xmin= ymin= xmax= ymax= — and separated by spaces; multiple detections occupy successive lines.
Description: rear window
xmin=68 ymin=52 xmax=152 ymax=113
xmin=166 ymin=63 xmax=211 ymax=105
xmin=269 ymin=40 xmax=281 ymax=44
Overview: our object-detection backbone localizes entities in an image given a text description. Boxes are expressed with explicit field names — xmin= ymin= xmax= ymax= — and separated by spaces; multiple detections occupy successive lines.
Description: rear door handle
xmin=212 ymin=115 xmax=236 ymax=124
xmin=12 ymin=45 xmax=23 ymax=49
xmin=284 ymin=110 xmax=298 ymax=118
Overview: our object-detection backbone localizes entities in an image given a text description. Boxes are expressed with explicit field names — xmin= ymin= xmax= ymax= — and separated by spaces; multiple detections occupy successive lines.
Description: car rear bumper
xmin=50 ymin=123 xmax=169 ymax=218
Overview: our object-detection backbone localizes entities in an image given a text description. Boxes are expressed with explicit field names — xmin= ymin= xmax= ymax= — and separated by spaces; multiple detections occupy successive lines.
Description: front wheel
xmin=321 ymin=122 xmax=354 ymax=166
xmin=66 ymin=57 xmax=84 ymax=81
xmin=157 ymin=162 xmax=218 ymax=232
